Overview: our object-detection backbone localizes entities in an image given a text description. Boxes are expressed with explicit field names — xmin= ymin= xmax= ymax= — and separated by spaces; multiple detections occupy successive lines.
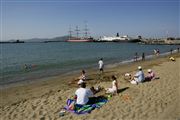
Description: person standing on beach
xmin=177 ymin=48 xmax=179 ymax=53
xmin=170 ymin=48 xmax=173 ymax=54
xmin=142 ymin=52 xmax=145 ymax=61
xmin=98 ymin=58 xmax=104 ymax=73
xmin=157 ymin=49 xmax=160 ymax=56
xmin=134 ymin=52 xmax=138 ymax=62
xmin=153 ymin=49 xmax=157 ymax=56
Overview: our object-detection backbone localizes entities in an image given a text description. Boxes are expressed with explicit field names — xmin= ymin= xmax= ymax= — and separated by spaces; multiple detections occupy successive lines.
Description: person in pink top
xmin=145 ymin=69 xmax=155 ymax=81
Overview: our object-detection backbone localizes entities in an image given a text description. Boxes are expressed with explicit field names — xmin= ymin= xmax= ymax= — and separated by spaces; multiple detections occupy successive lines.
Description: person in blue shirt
xmin=130 ymin=66 xmax=145 ymax=84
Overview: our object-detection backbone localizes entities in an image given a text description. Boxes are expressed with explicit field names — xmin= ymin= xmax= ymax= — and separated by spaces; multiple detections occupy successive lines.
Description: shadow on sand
xmin=117 ymin=87 xmax=129 ymax=93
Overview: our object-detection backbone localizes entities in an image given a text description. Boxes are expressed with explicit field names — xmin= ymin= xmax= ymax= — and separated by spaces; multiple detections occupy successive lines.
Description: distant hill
xmin=1 ymin=36 xmax=69 ymax=43
xmin=24 ymin=36 xmax=69 ymax=43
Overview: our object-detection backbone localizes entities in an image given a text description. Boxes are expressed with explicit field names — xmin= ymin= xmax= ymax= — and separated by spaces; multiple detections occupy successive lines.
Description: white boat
xmin=98 ymin=34 xmax=141 ymax=43
xmin=98 ymin=35 xmax=128 ymax=42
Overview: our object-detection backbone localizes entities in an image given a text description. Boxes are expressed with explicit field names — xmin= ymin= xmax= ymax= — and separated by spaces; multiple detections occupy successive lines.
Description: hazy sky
xmin=0 ymin=0 xmax=179 ymax=41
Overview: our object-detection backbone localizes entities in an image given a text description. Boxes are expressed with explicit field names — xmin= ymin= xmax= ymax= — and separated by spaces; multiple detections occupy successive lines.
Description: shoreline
xmin=1 ymin=53 xmax=179 ymax=102
xmin=0 ymin=52 xmax=180 ymax=119
xmin=1 ymin=50 xmax=178 ymax=89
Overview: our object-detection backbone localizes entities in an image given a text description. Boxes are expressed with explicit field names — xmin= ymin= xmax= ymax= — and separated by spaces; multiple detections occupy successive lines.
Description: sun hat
xmin=148 ymin=69 xmax=152 ymax=72
xmin=138 ymin=66 xmax=142 ymax=70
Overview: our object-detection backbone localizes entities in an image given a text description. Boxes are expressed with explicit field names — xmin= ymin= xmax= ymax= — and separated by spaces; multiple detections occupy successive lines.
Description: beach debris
xmin=59 ymin=109 xmax=66 ymax=117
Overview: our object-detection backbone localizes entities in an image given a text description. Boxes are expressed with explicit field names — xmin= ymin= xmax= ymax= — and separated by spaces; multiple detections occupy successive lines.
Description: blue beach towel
xmin=64 ymin=97 xmax=108 ymax=114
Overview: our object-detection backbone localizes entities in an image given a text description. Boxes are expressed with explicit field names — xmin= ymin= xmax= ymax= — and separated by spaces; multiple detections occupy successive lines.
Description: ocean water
xmin=0 ymin=42 xmax=179 ymax=86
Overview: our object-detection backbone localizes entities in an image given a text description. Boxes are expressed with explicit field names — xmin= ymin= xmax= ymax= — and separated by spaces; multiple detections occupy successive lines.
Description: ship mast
xmin=68 ymin=25 xmax=73 ymax=40
xmin=75 ymin=26 xmax=80 ymax=39
xmin=84 ymin=21 xmax=89 ymax=39
xmin=166 ymin=30 xmax=169 ymax=39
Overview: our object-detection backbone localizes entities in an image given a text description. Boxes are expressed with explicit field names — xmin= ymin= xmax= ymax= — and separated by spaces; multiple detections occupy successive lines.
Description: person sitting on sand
xmin=145 ymin=69 xmax=155 ymax=81
xmin=74 ymin=81 xmax=95 ymax=105
xmin=169 ymin=57 xmax=175 ymax=61
xmin=79 ymin=70 xmax=86 ymax=80
xmin=105 ymin=75 xmax=118 ymax=94
xmin=130 ymin=66 xmax=145 ymax=84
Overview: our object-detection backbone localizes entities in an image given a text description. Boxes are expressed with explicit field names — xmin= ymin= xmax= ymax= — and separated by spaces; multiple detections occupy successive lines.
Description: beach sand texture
xmin=0 ymin=54 xmax=180 ymax=120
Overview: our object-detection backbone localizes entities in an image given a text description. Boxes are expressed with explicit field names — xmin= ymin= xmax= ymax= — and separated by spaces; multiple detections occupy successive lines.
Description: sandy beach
xmin=0 ymin=53 xmax=180 ymax=120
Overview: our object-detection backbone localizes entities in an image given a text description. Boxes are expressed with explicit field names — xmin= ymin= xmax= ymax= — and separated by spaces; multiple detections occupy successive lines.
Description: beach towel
xmin=64 ymin=97 xmax=108 ymax=114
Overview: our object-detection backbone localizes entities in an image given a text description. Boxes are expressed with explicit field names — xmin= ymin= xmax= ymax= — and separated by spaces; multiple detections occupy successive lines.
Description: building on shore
xmin=140 ymin=37 xmax=180 ymax=45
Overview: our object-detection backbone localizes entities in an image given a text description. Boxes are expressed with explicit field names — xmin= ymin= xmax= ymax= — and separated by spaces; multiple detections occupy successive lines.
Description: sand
xmin=0 ymin=53 xmax=180 ymax=120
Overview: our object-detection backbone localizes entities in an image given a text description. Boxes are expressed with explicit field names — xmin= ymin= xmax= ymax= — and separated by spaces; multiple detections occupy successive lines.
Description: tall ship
xmin=67 ymin=23 xmax=94 ymax=42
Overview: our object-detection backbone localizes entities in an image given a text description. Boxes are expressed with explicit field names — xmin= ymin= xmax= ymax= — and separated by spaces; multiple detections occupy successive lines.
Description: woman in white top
xmin=106 ymin=75 xmax=118 ymax=94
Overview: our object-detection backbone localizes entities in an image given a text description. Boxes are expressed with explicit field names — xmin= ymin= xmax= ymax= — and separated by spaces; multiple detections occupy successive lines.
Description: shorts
xmin=99 ymin=68 xmax=103 ymax=71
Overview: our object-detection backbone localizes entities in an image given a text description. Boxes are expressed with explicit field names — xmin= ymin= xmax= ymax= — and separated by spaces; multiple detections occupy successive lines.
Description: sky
xmin=0 ymin=0 xmax=179 ymax=41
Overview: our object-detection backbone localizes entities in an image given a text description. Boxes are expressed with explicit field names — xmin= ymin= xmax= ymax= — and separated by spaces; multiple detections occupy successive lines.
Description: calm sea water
xmin=0 ymin=42 xmax=179 ymax=86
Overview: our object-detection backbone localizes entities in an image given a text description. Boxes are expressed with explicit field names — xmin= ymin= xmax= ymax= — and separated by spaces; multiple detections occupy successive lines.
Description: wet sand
xmin=0 ymin=53 xmax=180 ymax=120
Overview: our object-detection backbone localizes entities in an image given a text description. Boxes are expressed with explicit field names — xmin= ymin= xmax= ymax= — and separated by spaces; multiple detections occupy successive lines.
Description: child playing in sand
xmin=72 ymin=70 xmax=86 ymax=85
xmin=105 ymin=75 xmax=118 ymax=94
xmin=79 ymin=70 xmax=86 ymax=80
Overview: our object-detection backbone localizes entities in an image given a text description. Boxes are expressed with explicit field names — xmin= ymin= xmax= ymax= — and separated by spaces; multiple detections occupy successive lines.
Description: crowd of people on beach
xmin=69 ymin=47 xmax=180 ymax=108
xmin=61 ymin=47 xmax=180 ymax=116
xmin=71 ymin=66 xmax=158 ymax=110
xmin=72 ymin=61 xmax=159 ymax=108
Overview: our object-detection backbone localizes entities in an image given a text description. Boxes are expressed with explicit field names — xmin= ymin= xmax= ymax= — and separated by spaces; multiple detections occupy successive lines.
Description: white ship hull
xmin=98 ymin=36 xmax=140 ymax=42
